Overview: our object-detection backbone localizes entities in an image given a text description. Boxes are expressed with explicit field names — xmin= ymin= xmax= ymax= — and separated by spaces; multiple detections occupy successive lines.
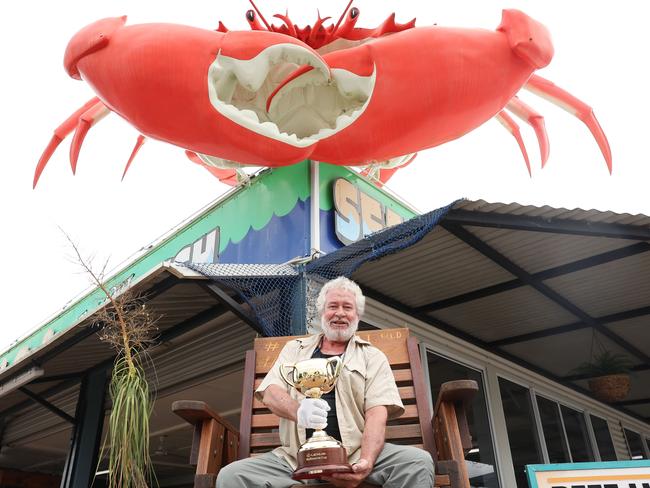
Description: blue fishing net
xmin=184 ymin=202 xmax=456 ymax=336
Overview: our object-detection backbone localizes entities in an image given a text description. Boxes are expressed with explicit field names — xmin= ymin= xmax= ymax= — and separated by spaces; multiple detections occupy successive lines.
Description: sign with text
xmin=527 ymin=461 xmax=650 ymax=488
xmin=333 ymin=178 xmax=404 ymax=245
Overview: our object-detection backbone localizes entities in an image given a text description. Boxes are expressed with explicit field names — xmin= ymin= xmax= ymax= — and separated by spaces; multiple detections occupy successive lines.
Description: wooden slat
xmin=392 ymin=369 xmax=413 ymax=383
xmin=254 ymin=328 xmax=411 ymax=374
xmin=407 ymin=336 xmax=437 ymax=460
xmin=354 ymin=328 xmax=410 ymax=365
xmin=435 ymin=474 xmax=451 ymax=487
xmin=385 ymin=423 xmax=422 ymax=440
xmin=226 ymin=430 xmax=238 ymax=465
xmin=196 ymin=419 xmax=224 ymax=475
xmin=251 ymin=431 xmax=282 ymax=448
xmin=251 ymin=404 xmax=420 ymax=429
xmin=435 ymin=402 xmax=470 ymax=487
xmin=172 ymin=400 xmax=238 ymax=433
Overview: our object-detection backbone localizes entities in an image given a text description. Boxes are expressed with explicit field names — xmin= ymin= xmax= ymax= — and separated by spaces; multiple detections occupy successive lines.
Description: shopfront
xmin=1 ymin=163 xmax=648 ymax=487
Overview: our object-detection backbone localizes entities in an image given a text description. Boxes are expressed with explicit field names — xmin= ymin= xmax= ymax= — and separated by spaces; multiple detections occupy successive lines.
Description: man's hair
xmin=316 ymin=276 xmax=365 ymax=317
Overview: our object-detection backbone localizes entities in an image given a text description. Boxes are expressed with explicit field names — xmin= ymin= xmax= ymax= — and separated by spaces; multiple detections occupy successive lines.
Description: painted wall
xmin=0 ymin=162 xmax=415 ymax=372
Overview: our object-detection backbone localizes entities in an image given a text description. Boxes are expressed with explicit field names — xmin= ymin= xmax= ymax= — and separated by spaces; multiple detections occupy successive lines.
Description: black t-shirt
xmin=305 ymin=347 xmax=341 ymax=442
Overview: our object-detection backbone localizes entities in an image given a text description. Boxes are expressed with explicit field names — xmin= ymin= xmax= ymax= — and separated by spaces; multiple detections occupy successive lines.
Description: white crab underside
xmin=207 ymin=43 xmax=375 ymax=151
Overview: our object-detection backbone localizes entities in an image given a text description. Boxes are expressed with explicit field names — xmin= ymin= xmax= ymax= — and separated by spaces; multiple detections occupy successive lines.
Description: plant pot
xmin=588 ymin=374 xmax=630 ymax=403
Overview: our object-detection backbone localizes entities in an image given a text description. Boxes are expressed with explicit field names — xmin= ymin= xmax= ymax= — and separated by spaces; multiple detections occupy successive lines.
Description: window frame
xmin=423 ymin=345 xmax=502 ymax=487
xmin=496 ymin=377 xmax=604 ymax=467
xmin=623 ymin=426 xmax=650 ymax=460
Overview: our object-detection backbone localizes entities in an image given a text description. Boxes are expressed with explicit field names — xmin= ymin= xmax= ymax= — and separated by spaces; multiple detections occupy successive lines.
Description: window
xmin=499 ymin=378 xmax=542 ymax=488
xmin=536 ymin=396 xmax=570 ymax=463
xmin=624 ymin=428 xmax=648 ymax=459
xmin=560 ymin=405 xmax=594 ymax=462
xmin=427 ymin=353 xmax=500 ymax=488
xmin=590 ymin=415 xmax=617 ymax=461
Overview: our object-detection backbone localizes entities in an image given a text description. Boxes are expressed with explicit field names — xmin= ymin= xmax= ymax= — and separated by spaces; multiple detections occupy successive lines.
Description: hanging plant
xmin=571 ymin=351 xmax=633 ymax=403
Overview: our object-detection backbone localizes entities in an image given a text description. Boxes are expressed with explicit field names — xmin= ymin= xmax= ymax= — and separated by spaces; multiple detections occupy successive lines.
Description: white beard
xmin=321 ymin=317 xmax=359 ymax=342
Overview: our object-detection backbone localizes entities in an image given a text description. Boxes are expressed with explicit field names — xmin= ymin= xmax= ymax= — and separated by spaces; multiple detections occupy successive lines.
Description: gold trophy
xmin=280 ymin=356 xmax=353 ymax=480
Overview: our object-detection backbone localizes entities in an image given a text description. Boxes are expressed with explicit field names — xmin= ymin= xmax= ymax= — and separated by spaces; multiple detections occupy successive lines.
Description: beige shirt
xmin=255 ymin=333 xmax=405 ymax=469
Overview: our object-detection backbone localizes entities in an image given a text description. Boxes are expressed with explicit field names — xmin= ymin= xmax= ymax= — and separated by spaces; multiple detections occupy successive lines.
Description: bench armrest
xmin=432 ymin=380 xmax=478 ymax=488
xmin=172 ymin=400 xmax=240 ymax=487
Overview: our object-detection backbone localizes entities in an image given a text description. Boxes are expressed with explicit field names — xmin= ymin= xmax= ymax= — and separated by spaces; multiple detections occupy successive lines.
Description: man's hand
xmin=296 ymin=398 xmax=330 ymax=429
xmin=322 ymin=459 xmax=372 ymax=488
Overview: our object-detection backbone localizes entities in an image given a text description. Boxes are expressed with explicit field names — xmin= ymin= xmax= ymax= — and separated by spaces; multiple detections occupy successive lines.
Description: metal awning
xmin=342 ymin=199 xmax=650 ymax=423
xmin=0 ymin=262 xmax=260 ymax=417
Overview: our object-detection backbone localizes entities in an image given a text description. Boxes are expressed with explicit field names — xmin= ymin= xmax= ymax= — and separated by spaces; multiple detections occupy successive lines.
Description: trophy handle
xmin=326 ymin=356 xmax=343 ymax=379
xmin=279 ymin=363 xmax=297 ymax=388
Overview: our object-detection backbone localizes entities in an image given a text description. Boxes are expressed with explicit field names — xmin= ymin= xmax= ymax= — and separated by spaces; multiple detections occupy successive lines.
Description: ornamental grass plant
xmin=67 ymin=233 xmax=159 ymax=487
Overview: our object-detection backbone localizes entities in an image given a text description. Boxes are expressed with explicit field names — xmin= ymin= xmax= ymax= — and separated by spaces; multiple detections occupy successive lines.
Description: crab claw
xmin=64 ymin=16 xmax=127 ymax=79
xmin=526 ymin=74 xmax=612 ymax=173
xmin=498 ymin=9 xmax=553 ymax=69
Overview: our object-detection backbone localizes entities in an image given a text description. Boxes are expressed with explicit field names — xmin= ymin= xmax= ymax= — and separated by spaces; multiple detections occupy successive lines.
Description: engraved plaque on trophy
xmin=280 ymin=356 xmax=353 ymax=480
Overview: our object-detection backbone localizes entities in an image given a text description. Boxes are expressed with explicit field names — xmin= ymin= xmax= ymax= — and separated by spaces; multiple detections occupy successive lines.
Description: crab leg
xmin=121 ymin=135 xmax=147 ymax=181
xmin=33 ymin=97 xmax=101 ymax=188
xmin=495 ymin=110 xmax=532 ymax=176
xmin=525 ymin=74 xmax=612 ymax=173
xmin=506 ymin=97 xmax=550 ymax=167
xmin=69 ymin=101 xmax=111 ymax=174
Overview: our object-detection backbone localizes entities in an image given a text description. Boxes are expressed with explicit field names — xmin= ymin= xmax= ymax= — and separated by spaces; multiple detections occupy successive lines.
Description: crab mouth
xmin=208 ymin=44 xmax=375 ymax=149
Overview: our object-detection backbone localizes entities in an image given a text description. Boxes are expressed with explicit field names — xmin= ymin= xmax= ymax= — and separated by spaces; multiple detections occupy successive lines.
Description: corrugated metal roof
xmin=545 ymin=253 xmax=650 ymax=317
xmin=605 ymin=317 xmax=650 ymax=353
xmin=454 ymin=200 xmax=650 ymax=226
xmin=2 ymin=197 xmax=648 ymax=449
xmin=467 ymin=226 xmax=630 ymax=274
xmin=354 ymin=228 xmax=515 ymax=307
xmin=0 ymin=264 xmax=237 ymax=417
xmin=349 ymin=198 xmax=650 ymax=423
xmin=501 ymin=328 xmax=636 ymax=377
xmin=430 ymin=286 xmax=577 ymax=342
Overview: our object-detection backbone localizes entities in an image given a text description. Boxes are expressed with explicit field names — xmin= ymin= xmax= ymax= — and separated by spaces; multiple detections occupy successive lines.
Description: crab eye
xmin=246 ymin=10 xmax=255 ymax=22
xmin=350 ymin=7 xmax=359 ymax=19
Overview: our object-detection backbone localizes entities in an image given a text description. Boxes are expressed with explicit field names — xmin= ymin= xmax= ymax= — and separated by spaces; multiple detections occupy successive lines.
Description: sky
xmin=1 ymin=0 xmax=648 ymax=352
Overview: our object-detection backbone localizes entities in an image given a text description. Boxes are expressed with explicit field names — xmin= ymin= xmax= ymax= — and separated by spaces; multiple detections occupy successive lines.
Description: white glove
xmin=296 ymin=398 xmax=330 ymax=430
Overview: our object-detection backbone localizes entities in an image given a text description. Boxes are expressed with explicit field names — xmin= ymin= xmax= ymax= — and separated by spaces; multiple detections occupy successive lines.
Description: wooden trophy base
xmin=293 ymin=447 xmax=353 ymax=480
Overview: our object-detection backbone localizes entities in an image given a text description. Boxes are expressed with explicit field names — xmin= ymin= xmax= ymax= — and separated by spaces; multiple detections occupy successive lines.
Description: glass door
xmin=427 ymin=351 xmax=500 ymax=488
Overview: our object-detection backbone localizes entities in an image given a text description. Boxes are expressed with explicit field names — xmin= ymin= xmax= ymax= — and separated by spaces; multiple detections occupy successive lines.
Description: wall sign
xmin=174 ymin=227 xmax=220 ymax=264
xmin=527 ymin=461 xmax=650 ymax=488
xmin=333 ymin=178 xmax=404 ymax=245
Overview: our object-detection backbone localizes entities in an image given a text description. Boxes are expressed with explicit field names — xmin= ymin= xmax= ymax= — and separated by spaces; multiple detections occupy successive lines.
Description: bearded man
xmin=217 ymin=276 xmax=434 ymax=488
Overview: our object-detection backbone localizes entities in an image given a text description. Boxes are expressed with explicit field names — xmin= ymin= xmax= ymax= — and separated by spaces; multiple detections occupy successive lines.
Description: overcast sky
xmin=1 ymin=0 xmax=648 ymax=352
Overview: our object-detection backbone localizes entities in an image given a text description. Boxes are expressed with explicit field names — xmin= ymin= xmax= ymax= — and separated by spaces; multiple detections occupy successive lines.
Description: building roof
xmin=343 ymin=199 xmax=650 ymax=422
xmin=1 ymin=198 xmax=648 ymax=427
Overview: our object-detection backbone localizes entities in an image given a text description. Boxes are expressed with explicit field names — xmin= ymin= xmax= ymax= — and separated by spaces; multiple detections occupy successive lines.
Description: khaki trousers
xmin=216 ymin=443 xmax=434 ymax=488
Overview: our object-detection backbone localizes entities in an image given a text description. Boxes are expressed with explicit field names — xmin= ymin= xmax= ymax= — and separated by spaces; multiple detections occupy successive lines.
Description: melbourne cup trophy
xmin=280 ymin=356 xmax=353 ymax=479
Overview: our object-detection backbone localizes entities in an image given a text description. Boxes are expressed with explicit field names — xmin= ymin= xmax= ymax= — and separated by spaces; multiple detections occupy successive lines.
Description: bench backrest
xmin=237 ymin=328 xmax=437 ymax=461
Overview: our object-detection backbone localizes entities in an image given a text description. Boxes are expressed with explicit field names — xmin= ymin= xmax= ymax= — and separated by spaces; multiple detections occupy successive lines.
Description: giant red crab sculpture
xmin=34 ymin=2 xmax=611 ymax=188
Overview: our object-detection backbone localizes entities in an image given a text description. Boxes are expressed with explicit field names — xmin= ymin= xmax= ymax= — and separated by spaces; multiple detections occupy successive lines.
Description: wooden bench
xmin=173 ymin=328 xmax=478 ymax=488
